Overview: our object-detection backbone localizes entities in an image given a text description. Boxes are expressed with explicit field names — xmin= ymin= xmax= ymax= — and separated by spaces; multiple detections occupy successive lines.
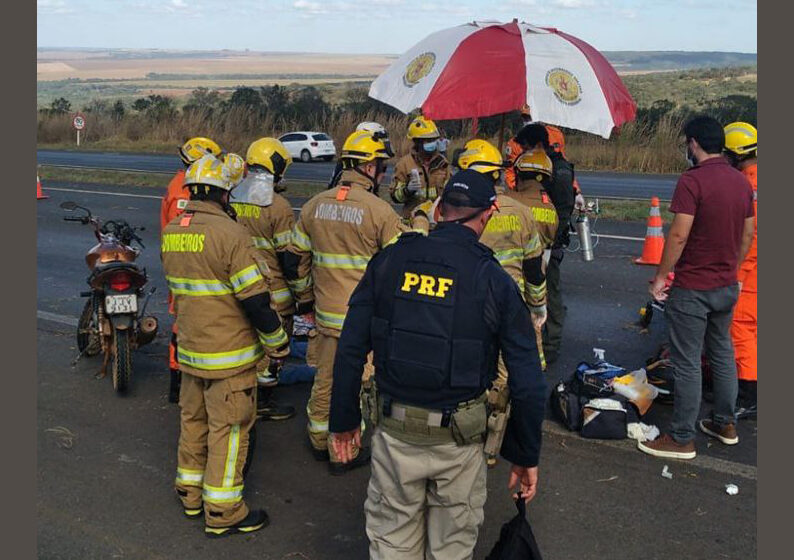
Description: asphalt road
xmin=37 ymin=149 xmax=679 ymax=200
xmin=36 ymin=182 xmax=755 ymax=559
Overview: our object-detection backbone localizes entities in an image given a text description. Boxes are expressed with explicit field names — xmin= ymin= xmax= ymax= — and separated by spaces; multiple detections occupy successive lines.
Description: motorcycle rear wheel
xmin=112 ymin=328 xmax=132 ymax=393
xmin=77 ymin=298 xmax=102 ymax=357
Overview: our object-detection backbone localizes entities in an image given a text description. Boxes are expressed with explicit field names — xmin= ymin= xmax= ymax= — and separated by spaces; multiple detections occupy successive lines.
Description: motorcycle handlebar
xmin=63 ymin=216 xmax=86 ymax=223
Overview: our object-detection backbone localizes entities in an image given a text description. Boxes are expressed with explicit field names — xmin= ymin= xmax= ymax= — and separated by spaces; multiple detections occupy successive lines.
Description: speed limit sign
xmin=72 ymin=113 xmax=86 ymax=146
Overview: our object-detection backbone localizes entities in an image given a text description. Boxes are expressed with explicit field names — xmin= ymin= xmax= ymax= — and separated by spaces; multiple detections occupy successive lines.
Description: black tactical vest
xmin=369 ymin=226 xmax=503 ymax=410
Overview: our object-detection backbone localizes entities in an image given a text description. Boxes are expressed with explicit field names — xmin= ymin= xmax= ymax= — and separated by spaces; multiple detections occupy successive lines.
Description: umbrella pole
xmin=471 ymin=117 xmax=479 ymax=137
xmin=497 ymin=113 xmax=506 ymax=153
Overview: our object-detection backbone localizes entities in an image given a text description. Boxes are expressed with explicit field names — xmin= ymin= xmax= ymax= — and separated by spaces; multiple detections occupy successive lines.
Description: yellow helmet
xmin=724 ymin=122 xmax=757 ymax=156
xmin=184 ymin=154 xmax=234 ymax=192
xmin=179 ymin=137 xmax=222 ymax=166
xmin=515 ymin=149 xmax=553 ymax=182
xmin=222 ymin=153 xmax=246 ymax=188
xmin=340 ymin=129 xmax=391 ymax=166
xmin=457 ymin=139 xmax=503 ymax=176
xmin=407 ymin=116 xmax=440 ymax=140
xmin=245 ymin=137 xmax=292 ymax=183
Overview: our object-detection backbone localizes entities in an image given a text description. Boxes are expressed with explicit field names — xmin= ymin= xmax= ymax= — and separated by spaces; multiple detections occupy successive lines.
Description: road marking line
xmin=37 ymin=310 xmax=79 ymax=327
xmin=44 ymin=186 xmax=162 ymax=200
xmin=45 ymin=187 xmax=647 ymax=241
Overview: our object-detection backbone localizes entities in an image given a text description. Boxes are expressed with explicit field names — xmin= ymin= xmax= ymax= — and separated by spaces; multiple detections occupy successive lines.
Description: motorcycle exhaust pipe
xmin=137 ymin=316 xmax=158 ymax=346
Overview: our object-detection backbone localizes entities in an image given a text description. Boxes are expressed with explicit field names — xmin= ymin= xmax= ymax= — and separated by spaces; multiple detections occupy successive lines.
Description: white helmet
xmin=355 ymin=121 xmax=393 ymax=157
xmin=356 ymin=121 xmax=386 ymax=135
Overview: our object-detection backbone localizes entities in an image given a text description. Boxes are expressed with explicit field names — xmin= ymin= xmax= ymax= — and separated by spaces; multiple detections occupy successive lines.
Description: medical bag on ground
xmin=580 ymin=396 xmax=638 ymax=440
xmin=549 ymin=380 xmax=587 ymax=431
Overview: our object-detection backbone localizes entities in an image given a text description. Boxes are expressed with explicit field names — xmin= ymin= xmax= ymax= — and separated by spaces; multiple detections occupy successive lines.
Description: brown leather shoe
xmin=637 ymin=434 xmax=696 ymax=459
xmin=698 ymin=419 xmax=739 ymax=445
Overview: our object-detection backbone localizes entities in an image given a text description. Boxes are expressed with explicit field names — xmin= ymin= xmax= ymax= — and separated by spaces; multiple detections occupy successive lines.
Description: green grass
xmin=39 ymin=165 xmax=674 ymax=222
xmin=595 ymin=200 xmax=672 ymax=222
xmin=37 ymin=165 xmax=327 ymax=197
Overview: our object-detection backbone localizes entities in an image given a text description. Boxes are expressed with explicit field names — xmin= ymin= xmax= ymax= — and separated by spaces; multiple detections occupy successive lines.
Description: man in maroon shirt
xmin=638 ymin=116 xmax=755 ymax=460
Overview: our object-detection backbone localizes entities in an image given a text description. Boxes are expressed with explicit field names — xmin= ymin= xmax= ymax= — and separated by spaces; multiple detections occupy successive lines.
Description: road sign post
xmin=72 ymin=113 xmax=86 ymax=147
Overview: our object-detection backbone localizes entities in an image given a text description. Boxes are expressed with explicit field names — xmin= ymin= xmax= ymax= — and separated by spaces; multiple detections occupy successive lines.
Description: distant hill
xmin=602 ymin=51 xmax=757 ymax=72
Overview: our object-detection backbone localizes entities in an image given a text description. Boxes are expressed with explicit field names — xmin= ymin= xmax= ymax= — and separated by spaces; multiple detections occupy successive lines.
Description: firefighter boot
xmin=256 ymin=386 xmax=296 ymax=421
xmin=205 ymin=508 xmax=270 ymax=539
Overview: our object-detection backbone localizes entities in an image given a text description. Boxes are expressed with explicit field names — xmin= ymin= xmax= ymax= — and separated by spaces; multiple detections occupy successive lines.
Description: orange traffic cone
xmin=635 ymin=197 xmax=664 ymax=265
xmin=37 ymin=174 xmax=48 ymax=200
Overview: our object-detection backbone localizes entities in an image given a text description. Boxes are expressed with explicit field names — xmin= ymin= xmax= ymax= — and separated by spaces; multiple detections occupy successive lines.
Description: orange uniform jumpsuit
xmin=732 ymin=163 xmax=757 ymax=381
xmin=161 ymin=169 xmax=189 ymax=373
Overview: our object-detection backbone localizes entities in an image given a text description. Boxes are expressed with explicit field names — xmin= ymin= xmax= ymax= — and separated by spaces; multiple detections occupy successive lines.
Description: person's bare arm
xmin=650 ymin=213 xmax=694 ymax=300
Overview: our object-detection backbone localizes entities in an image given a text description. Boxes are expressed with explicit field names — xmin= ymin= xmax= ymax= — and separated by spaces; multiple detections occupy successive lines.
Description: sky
xmin=37 ymin=0 xmax=757 ymax=54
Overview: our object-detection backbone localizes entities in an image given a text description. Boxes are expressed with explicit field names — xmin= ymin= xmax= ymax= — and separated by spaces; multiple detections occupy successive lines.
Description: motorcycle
xmin=61 ymin=201 xmax=158 ymax=393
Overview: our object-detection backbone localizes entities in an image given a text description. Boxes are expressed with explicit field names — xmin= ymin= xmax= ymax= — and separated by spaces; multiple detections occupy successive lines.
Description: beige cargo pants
xmin=307 ymin=329 xmax=373 ymax=462
xmin=175 ymin=369 xmax=257 ymax=527
xmin=365 ymin=428 xmax=487 ymax=559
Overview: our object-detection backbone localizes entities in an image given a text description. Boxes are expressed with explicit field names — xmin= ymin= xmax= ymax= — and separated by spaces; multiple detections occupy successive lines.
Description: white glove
xmin=530 ymin=305 xmax=547 ymax=329
xmin=406 ymin=170 xmax=422 ymax=193
xmin=575 ymin=193 xmax=586 ymax=210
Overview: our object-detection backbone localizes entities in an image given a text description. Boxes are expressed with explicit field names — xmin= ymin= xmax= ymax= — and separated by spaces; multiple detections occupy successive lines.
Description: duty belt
xmin=377 ymin=393 xmax=488 ymax=446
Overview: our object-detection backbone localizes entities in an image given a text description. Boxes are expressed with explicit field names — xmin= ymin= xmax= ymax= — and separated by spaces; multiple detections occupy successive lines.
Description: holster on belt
xmin=360 ymin=378 xmax=379 ymax=429
xmin=484 ymin=385 xmax=511 ymax=462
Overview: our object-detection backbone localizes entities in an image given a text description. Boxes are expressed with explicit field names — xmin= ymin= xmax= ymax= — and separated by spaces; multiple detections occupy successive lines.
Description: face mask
xmin=422 ymin=141 xmax=438 ymax=153
xmin=230 ymin=171 xmax=275 ymax=207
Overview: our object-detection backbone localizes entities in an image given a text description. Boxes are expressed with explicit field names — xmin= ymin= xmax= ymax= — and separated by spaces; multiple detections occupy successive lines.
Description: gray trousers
xmin=365 ymin=428 xmax=487 ymax=560
xmin=666 ymin=285 xmax=739 ymax=443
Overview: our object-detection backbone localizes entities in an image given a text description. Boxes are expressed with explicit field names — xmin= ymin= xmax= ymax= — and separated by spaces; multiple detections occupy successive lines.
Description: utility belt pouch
xmin=450 ymin=394 xmax=488 ymax=446
xmin=360 ymin=379 xmax=379 ymax=427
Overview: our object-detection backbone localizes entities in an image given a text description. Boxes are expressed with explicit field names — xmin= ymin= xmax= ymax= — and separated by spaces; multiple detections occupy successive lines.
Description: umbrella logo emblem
xmin=545 ymin=68 xmax=582 ymax=106
xmin=403 ymin=52 xmax=436 ymax=87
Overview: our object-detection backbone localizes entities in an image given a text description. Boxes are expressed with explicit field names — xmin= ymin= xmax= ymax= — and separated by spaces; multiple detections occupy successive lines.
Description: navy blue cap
xmin=440 ymin=169 xmax=497 ymax=209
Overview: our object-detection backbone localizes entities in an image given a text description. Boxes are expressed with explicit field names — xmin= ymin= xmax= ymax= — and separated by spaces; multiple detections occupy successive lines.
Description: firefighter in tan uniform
xmin=162 ymin=154 xmax=290 ymax=538
xmin=508 ymin=150 xmax=559 ymax=252
xmin=455 ymin=140 xmax=548 ymax=468
xmin=284 ymin=129 xmax=408 ymax=473
xmin=230 ymin=138 xmax=298 ymax=421
xmin=390 ymin=116 xmax=451 ymax=220
xmin=162 ymin=136 xmax=223 ymax=403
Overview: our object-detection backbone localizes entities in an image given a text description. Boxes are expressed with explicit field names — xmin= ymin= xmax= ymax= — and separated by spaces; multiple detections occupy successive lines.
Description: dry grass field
xmin=37 ymin=49 xmax=393 ymax=81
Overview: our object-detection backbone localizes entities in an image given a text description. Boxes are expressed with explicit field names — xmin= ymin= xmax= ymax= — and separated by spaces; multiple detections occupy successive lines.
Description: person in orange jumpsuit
xmin=161 ymin=137 xmax=223 ymax=402
xmin=724 ymin=122 xmax=757 ymax=419
xmin=504 ymin=105 xmax=584 ymax=208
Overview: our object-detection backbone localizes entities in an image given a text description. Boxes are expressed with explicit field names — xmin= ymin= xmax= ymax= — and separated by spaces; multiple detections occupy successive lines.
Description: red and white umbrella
xmin=369 ymin=20 xmax=636 ymax=138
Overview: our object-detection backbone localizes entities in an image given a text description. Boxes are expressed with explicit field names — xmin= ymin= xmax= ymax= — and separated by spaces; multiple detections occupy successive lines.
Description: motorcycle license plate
xmin=105 ymin=294 xmax=137 ymax=314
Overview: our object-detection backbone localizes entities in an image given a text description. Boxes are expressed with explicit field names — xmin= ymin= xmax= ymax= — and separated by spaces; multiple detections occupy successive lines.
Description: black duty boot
xmin=329 ymin=447 xmax=371 ymax=476
xmin=205 ymin=509 xmax=269 ymax=539
xmin=256 ymin=386 xmax=296 ymax=421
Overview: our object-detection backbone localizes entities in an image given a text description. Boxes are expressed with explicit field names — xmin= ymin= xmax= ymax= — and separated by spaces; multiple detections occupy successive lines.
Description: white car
xmin=278 ymin=131 xmax=336 ymax=163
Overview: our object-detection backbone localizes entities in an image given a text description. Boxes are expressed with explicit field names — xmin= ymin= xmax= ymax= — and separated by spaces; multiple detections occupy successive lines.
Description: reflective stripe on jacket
xmin=289 ymin=170 xmax=408 ymax=336
xmin=479 ymin=192 xmax=545 ymax=307
xmin=161 ymin=200 xmax=286 ymax=378
xmin=231 ymin=193 xmax=296 ymax=314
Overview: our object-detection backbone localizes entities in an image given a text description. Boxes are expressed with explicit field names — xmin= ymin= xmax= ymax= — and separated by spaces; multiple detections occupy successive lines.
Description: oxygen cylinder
xmin=576 ymin=213 xmax=594 ymax=262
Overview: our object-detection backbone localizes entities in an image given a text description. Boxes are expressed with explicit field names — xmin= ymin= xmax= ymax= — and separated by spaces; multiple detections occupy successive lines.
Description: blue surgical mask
xmin=422 ymin=141 xmax=438 ymax=153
